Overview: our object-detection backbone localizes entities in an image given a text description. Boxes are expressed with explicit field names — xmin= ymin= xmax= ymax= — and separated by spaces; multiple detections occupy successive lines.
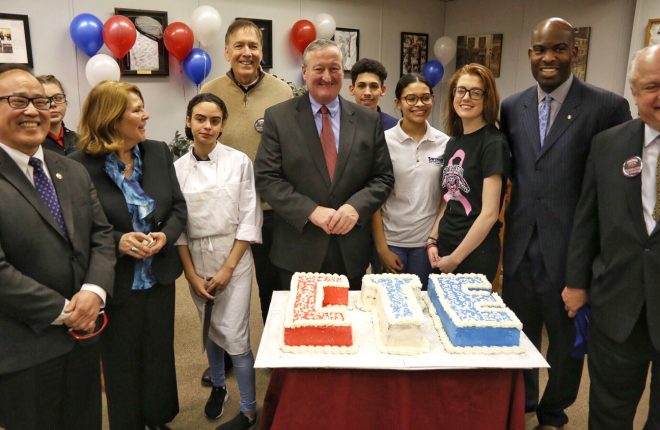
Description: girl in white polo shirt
xmin=372 ymin=73 xmax=449 ymax=288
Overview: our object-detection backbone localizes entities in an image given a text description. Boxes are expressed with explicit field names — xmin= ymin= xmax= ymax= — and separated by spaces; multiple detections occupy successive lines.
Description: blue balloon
xmin=183 ymin=48 xmax=212 ymax=85
xmin=422 ymin=60 xmax=444 ymax=87
xmin=69 ymin=13 xmax=104 ymax=57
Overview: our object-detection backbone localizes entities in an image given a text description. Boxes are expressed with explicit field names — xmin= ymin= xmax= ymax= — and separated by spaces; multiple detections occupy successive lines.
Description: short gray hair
xmin=628 ymin=45 xmax=660 ymax=85
xmin=302 ymin=39 xmax=342 ymax=66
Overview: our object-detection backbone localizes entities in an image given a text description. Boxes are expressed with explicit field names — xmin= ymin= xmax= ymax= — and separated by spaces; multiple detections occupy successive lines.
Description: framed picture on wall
xmin=646 ymin=18 xmax=660 ymax=47
xmin=115 ymin=8 xmax=169 ymax=76
xmin=572 ymin=27 xmax=591 ymax=81
xmin=237 ymin=18 xmax=273 ymax=69
xmin=400 ymin=32 xmax=428 ymax=76
xmin=0 ymin=13 xmax=33 ymax=68
xmin=456 ymin=33 xmax=503 ymax=77
xmin=333 ymin=28 xmax=359 ymax=71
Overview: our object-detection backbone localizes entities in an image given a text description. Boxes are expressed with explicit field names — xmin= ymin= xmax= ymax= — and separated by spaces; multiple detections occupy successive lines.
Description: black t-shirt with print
xmin=438 ymin=124 xmax=510 ymax=246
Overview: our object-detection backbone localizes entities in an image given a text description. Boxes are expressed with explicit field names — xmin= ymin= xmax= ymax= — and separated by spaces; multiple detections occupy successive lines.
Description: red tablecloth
xmin=260 ymin=368 xmax=525 ymax=430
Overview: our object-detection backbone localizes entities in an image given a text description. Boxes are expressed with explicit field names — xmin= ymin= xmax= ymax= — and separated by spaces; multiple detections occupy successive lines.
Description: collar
xmin=47 ymin=124 xmax=65 ymax=147
xmin=390 ymin=120 xmax=439 ymax=143
xmin=0 ymin=142 xmax=44 ymax=175
xmin=537 ymin=74 xmax=573 ymax=104
xmin=310 ymin=95 xmax=340 ymax=118
xmin=190 ymin=142 xmax=221 ymax=162
xmin=644 ymin=123 xmax=660 ymax=148
xmin=227 ymin=69 xmax=264 ymax=93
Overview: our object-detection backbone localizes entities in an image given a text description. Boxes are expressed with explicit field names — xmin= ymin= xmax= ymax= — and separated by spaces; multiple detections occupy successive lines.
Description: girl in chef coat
xmin=175 ymin=93 xmax=262 ymax=428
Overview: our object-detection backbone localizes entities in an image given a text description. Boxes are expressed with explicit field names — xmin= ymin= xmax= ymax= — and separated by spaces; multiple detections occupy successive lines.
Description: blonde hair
xmin=444 ymin=63 xmax=500 ymax=137
xmin=78 ymin=80 xmax=144 ymax=155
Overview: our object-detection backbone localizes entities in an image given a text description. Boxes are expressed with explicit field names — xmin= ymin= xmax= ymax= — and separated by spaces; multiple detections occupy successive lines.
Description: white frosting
xmin=358 ymin=273 xmax=422 ymax=312
xmin=373 ymin=304 xmax=429 ymax=355
xmin=284 ymin=272 xmax=351 ymax=329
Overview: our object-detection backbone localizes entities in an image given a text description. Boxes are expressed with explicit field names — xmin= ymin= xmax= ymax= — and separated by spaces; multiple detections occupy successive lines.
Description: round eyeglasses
xmin=452 ymin=87 xmax=486 ymax=100
xmin=401 ymin=93 xmax=433 ymax=106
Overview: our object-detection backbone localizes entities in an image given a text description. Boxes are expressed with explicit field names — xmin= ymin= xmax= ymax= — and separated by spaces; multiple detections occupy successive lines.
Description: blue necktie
xmin=539 ymin=95 xmax=552 ymax=147
xmin=29 ymin=157 xmax=68 ymax=236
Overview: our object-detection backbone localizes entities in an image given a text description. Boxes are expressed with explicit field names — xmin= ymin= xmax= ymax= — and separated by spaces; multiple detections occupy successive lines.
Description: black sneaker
xmin=216 ymin=412 xmax=257 ymax=430
xmin=205 ymin=385 xmax=229 ymax=419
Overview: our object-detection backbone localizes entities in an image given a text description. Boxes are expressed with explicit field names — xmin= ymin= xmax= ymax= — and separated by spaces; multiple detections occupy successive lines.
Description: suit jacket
xmin=501 ymin=78 xmax=631 ymax=285
xmin=70 ymin=140 xmax=187 ymax=304
xmin=565 ymin=118 xmax=660 ymax=350
xmin=254 ymin=95 xmax=394 ymax=278
xmin=0 ymin=149 xmax=115 ymax=374
xmin=42 ymin=125 xmax=79 ymax=156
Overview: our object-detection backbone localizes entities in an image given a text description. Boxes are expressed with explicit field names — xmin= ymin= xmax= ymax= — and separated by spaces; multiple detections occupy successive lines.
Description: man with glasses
xmin=0 ymin=64 xmax=115 ymax=430
xmin=500 ymin=17 xmax=631 ymax=430
xmin=349 ymin=58 xmax=398 ymax=131
xmin=255 ymin=39 xmax=394 ymax=291
xmin=37 ymin=75 xmax=78 ymax=155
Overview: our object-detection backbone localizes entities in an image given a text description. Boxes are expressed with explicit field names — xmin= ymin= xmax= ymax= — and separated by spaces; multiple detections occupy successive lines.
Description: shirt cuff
xmin=81 ymin=284 xmax=107 ymax=307
xmin=52 ymin=299 xmax=71 ymax=325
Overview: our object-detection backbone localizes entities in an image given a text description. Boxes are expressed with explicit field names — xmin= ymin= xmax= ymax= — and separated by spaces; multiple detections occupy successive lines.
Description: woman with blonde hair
xmin=71 ymin=80 xmax=187 ymax=430
xmin=427 ymin=63 xmax=510 ymax=282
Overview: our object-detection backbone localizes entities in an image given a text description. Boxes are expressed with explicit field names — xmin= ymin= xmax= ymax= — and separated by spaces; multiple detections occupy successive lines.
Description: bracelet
xmin=426 ymin=243 xmax=438 ymax=250
xmin=426 ymin=238 xmax=437 ymax=245
xmin=427 ymin=236 xmax=438 ymax=241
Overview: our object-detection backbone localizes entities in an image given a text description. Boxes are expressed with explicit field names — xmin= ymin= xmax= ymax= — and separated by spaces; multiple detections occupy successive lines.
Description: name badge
xmin=254 ymin=118 xmax=264 ymax=133
xmin=622 ymin=156 xmax=642 ymax=177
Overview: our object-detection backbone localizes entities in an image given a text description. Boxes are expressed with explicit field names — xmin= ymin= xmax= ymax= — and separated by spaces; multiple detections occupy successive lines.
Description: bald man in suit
xmin=0 ymin=64 xmax=115 ymax=430
xmin=255 ymin=39 xmax=394 ymax=290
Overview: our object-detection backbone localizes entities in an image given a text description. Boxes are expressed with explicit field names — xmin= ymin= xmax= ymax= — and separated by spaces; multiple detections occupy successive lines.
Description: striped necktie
xmin=539 ymin=95 xmax=552 ymax=147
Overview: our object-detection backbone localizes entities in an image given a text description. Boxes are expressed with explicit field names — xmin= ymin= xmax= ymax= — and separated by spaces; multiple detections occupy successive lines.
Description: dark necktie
xmin=320 ymin=105 xmax=337 ymax=181
xmin=653 ymin=138 xmax=660 ymax=222
xmin=29 ymin=157 xmax=68 ymax=236
xmin=539 ymin=95 xmax=552 ymax=147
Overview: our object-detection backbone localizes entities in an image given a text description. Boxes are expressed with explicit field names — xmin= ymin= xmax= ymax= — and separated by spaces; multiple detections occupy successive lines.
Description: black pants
xmin=588 ymin=311 xmax=660 ymax=430
xmin=437 ymin=230 xmax=500 ymax=282
xmin=102 ymin=283 xmax=179 ymax=429
xmin=502 ymin=231 xmax=583 ymax=427
xmin=0 ymin=343 xmax=102 ymax=430
xmin=251 ymin=210 xmax=281 ymax=322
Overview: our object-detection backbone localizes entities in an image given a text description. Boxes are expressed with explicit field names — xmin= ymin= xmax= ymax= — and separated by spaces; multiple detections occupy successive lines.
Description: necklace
xmin=124 ymin=161 xmax=134 ymax=172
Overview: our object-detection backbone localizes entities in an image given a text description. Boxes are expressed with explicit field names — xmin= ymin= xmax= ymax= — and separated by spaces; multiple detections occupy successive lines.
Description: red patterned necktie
xmin=320 ymin=105 xmax=337 ymax=181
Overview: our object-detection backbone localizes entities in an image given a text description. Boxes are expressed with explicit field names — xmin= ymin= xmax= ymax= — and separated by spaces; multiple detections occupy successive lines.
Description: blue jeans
xmin=207 ymin=341 xmax=256 ymax=413
xmin=380 ymin=245 xmax=432 ymax=290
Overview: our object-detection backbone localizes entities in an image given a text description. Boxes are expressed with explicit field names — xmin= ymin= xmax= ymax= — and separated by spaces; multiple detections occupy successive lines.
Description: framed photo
xmin=400 ymin=32 xmax=428 ymax=76
xmin=237 ymin=18 xmax=273 ymax=69
xmin=456 ymin=33 xmax=503 ymax=77
xmin=115 ymin=8 xmax=169 ymax=76
xmin=0 ymin=13 xmax=33 ymax=68
xmin=646 ymin=18 xmax=660 ymax=47
xmin=333 ymin=28 xmax=359 ymax=71
xmin=572 ymin=27 xmax=591 ymax=81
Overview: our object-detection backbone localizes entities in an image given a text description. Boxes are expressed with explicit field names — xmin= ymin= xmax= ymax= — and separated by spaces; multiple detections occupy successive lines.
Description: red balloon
xmin=290 ymin=19 xmax=316 ymax=54
xmin=103 ymin=15 xmax=137 ymax=59
xmin=164 ymin=22 xmax=194 ymax=62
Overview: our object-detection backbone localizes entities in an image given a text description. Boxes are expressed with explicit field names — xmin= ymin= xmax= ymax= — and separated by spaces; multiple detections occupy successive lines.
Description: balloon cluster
xmin=289 ymin=13 xmax=336 ymax=54
xmin=421 ymin=36 xmax=457 ymax=87
xmin=70 ymin=6 xmax=222 ymax=86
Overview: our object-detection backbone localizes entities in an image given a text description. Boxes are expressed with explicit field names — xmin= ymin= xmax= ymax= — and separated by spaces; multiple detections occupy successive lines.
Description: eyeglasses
xmin=68 ymin=310 xmax=108 ymax=340
xmin=50 ymin=93 xmax=67 ymax=104
xmin=401 ymin=93 xmax=433 ymax=106
xmin=452 ymin=87 xmax=486 ymax=100
xmin=0 ymin=95 xmax=52 ymax=110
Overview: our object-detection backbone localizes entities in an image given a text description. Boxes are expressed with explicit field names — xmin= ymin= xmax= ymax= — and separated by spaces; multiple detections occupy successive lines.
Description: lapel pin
xmin=622 ymin=156 xmax=642 ymax=177
xmin=55 ymin=173 xmax=63 ymax=180
xmin=567 ymin=114 xmax=572 ymax=120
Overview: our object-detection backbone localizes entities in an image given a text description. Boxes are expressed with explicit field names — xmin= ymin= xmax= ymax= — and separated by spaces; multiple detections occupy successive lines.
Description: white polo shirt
xmin=382 ymin=121 xmax=449 ymax=247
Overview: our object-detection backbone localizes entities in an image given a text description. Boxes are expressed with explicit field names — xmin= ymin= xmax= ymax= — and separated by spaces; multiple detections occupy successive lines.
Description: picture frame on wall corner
xmin=237 ymin=18 xmax=273 ymax=69
xmin=645 ymin=18 xmax=660 ymax=47
xmin=400 ymin=32 xmax=428 ymax=76
xmin=572 ymin=27 xmax=591 ymax=81
xmin=115 ymin=8 xmax=169 ymax=76
xmin=333 ymin=28 xmax=360 ymax=71
xmin=0 ymin=13 xmax=33 ymax=68
xmin=456 ymin=33 xmax=503 ymax=77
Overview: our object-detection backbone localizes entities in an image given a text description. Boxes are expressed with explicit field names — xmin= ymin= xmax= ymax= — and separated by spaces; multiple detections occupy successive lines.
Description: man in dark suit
xmin=0 ymin=65 xmax=115 ymax=429
xmin=255 ymin=39 xmax=394 ymax=290
xmin=563 ymin=45 xmax=660 ymax=430
xmin=500 ymin=18 xmax=631 ymax=429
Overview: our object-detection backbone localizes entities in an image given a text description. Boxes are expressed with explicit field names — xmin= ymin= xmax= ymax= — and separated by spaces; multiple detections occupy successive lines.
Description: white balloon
xmin=191 ymin=5 xmax=222 ymax=48
xmin=313 ymin=13 xmax=336 ymax=40
xmin=85 ymin=54 xmax=120 ymax=86
xmin=434 ymin=36 xmax=457 ymax=66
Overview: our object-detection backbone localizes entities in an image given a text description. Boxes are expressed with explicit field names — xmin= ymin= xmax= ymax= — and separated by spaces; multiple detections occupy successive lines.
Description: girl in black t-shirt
xmin=427 ymin=64 xmax=510 ymax=282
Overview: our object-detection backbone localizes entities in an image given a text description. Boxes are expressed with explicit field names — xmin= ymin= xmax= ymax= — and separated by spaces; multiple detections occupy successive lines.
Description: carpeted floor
xmin=97 ymin=275 xmax=650 ymax=430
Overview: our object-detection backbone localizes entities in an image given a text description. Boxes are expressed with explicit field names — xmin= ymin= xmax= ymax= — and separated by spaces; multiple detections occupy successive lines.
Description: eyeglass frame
xmin=452 ymin=86 xmax=487 ymax=100
xmin=0 ymin=95 xmax=52 ymax=110
xmin=400 ymin=93 xmax=434 ymax=106
xmin=49 ymin=93 xmax=67 ymax=105
xmin=68 ymin=310 xmax=108 ymax=340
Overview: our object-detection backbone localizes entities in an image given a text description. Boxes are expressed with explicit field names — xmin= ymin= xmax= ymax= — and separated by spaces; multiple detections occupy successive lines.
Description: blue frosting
xmin=429 ymin=275 xmax=520 ymax=347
